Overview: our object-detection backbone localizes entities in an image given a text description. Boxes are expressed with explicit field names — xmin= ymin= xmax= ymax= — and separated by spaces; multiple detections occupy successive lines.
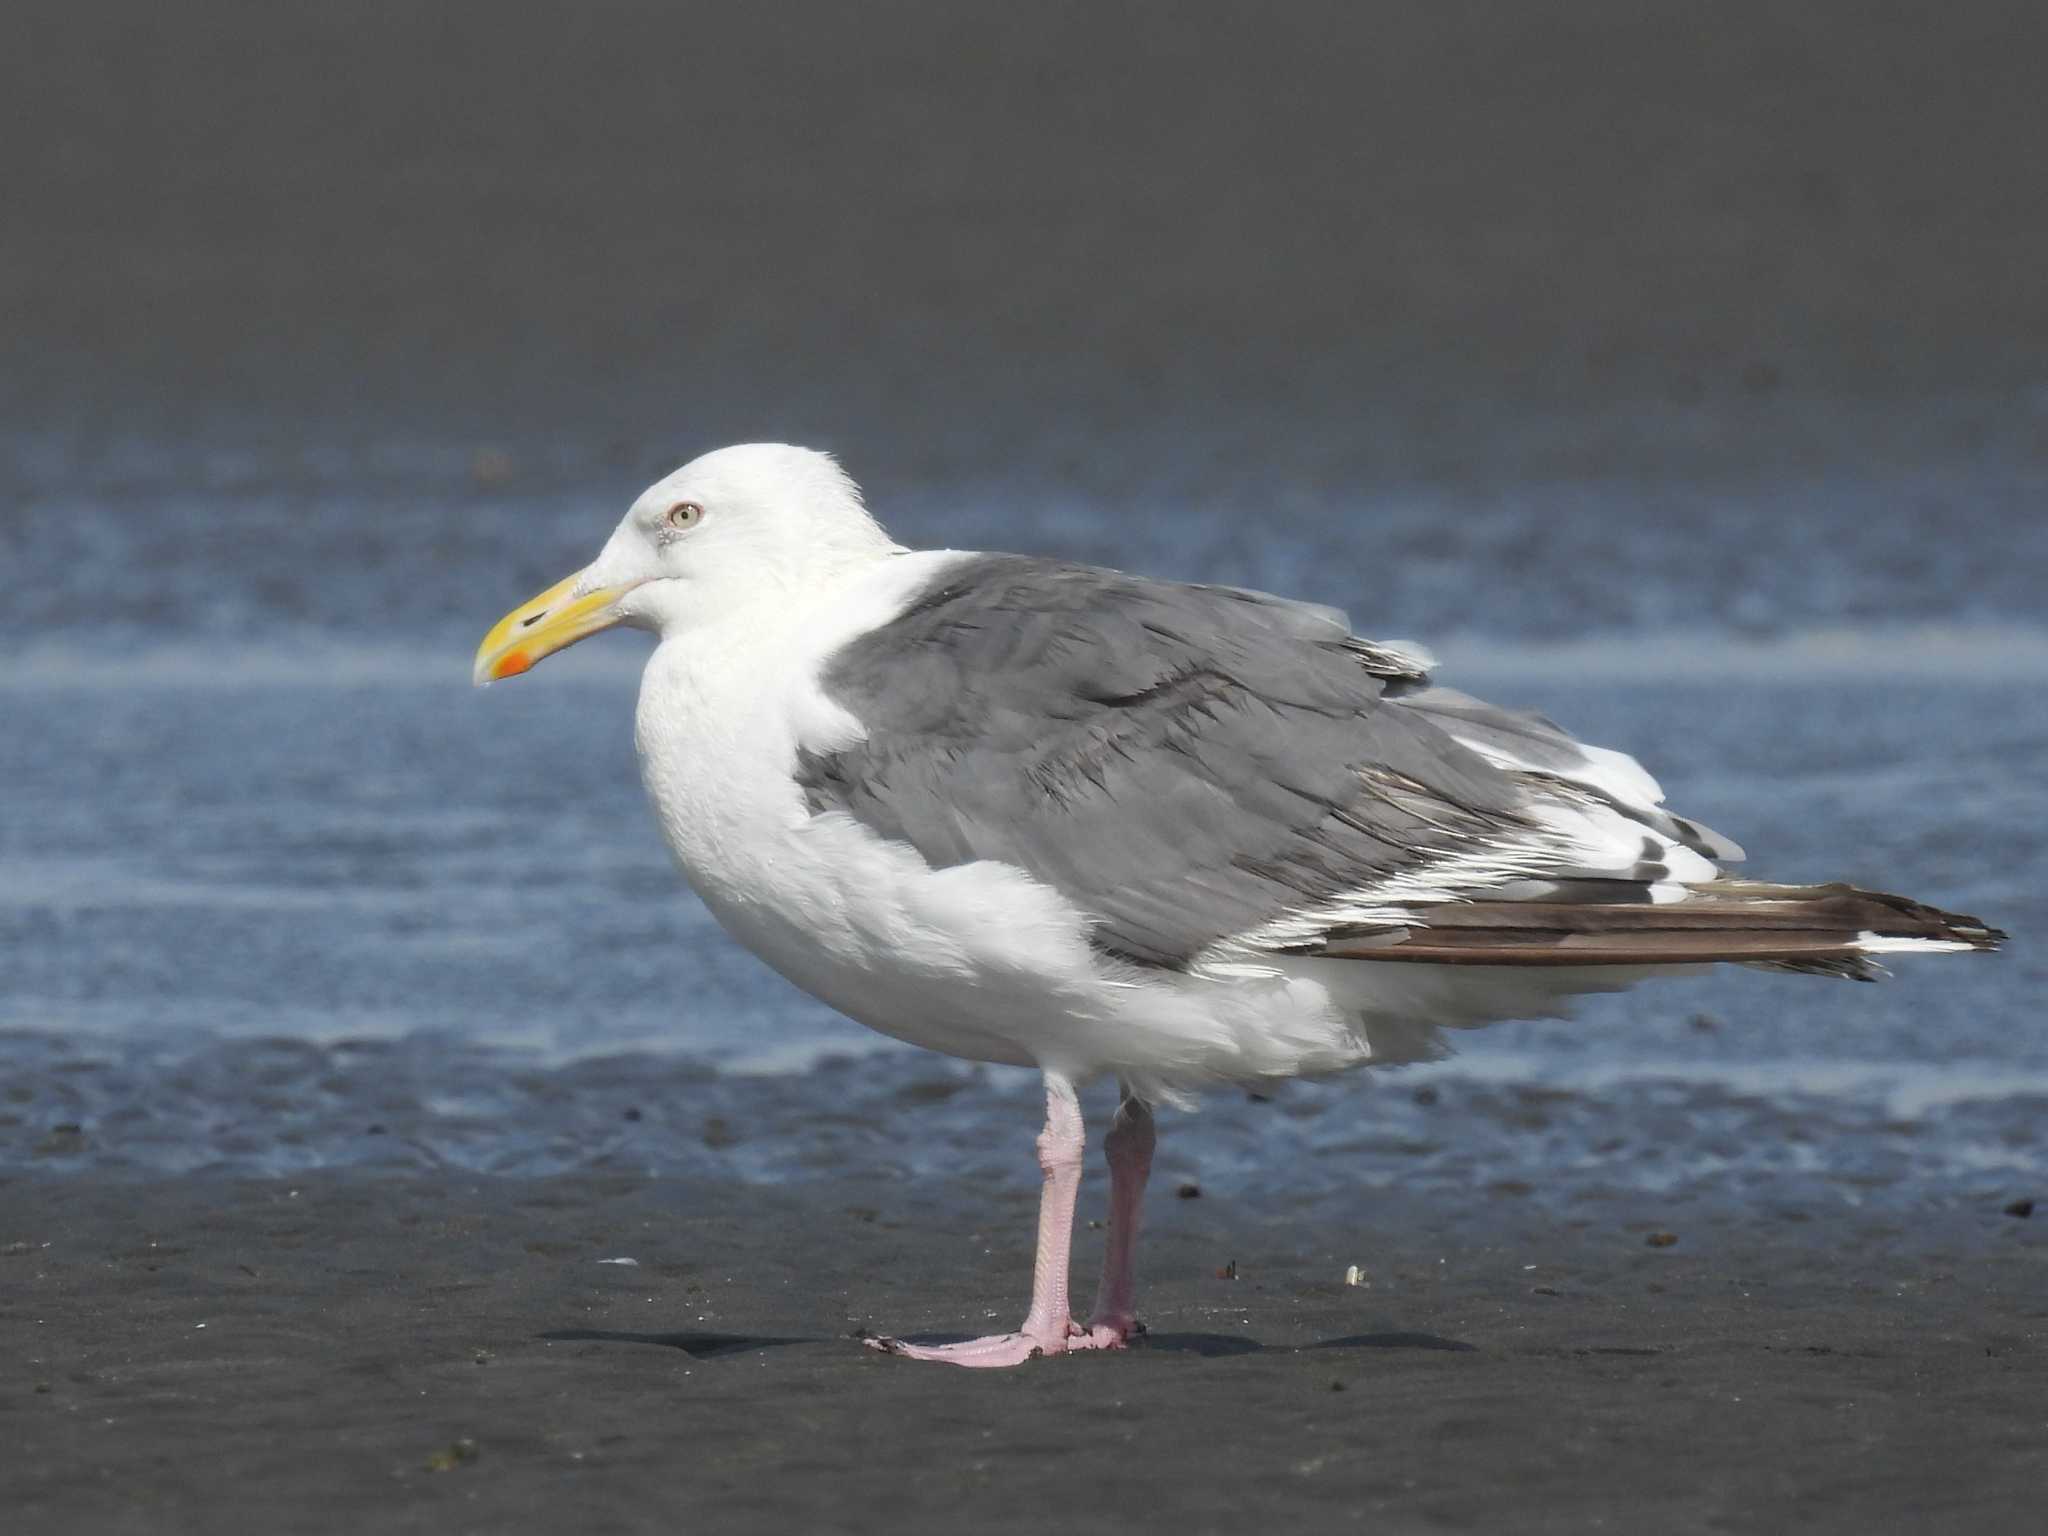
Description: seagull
xmin=474 ymin=443 xmax=2004 ymax=1368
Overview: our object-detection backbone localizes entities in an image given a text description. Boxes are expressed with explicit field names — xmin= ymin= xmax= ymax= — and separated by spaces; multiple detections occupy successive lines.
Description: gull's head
xmin=473 ymin=443 xmax=894 ymax=684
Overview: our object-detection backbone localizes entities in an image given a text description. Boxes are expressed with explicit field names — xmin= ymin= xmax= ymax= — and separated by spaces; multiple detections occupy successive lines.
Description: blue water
xmin=2 ymin=424 xmax=2043 ymax=1199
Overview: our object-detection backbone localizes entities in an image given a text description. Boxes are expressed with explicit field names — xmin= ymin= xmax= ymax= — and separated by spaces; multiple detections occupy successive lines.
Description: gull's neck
xmin=632 ymin=545 xmax=968 ymax=886
xmin=655 ymin=530 xmax=910 ymax=643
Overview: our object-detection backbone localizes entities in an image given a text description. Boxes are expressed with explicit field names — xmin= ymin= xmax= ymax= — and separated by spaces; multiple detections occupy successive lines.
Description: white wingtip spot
xmin=1854 ymin=932 xmax=1977 ymax=955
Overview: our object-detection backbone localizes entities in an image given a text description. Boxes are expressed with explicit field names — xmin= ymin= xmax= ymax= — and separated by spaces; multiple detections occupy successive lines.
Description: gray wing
xmin=796 ymin=555 xmax=1549 ymax=968
xmin=791 ymin=554 xmax=2003 ymax=983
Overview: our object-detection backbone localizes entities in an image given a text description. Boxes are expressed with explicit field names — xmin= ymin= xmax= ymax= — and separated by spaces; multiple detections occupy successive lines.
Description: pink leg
xmin=1082 ymin=1088 xmax=1154 ymax=1347
xmin=868 ymin=1072 xmax=1113 ymax=1368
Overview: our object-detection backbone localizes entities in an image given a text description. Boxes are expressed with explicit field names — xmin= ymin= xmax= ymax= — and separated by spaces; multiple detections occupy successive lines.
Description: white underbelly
xmin=633 ymin=636 xmax=1115 ymax=1070
xmin=695 ymin=875 xmax=1042 ymax=1067
xmin=697 ymin=806 xmax=1131 ymax=1067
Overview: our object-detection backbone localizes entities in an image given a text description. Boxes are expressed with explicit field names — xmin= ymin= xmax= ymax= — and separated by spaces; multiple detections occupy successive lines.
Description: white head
xmin=473 ymin=443 xmax=898 ymax=683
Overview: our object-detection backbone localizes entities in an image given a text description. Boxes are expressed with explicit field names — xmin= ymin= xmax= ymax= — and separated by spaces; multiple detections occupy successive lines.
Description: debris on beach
xmin=1645 ymin=1231 xmax=1679 ymax=1248
xmin=1343 ymin=1264 xmax=1365 ymax=1287
xmin=33 ymin=1124 xmax=86 ymax=1158
xmin=596 ymin=1256 xmax=640 ymax=1266
xmin=1176 ymin=1182 xmax=1202 ymax=1199
xmin=2002 ymin=1199 xmax=2035 ymax=1218
xmin=424 ymin=1438 xmax=479 ymax=1472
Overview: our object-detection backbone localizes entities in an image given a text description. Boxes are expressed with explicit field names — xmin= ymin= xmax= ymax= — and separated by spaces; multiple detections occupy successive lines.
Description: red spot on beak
xmin=496 ymin=650 xmax=532 ymax=678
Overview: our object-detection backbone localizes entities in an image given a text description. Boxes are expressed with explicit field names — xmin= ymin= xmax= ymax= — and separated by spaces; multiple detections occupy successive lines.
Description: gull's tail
xmin=1309 ymin=880 xmax=2005 ymax=981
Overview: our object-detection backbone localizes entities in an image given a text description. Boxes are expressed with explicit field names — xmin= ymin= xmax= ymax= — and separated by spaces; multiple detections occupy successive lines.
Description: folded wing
xmin=797 ymin=555 xmax=2002 ymax=978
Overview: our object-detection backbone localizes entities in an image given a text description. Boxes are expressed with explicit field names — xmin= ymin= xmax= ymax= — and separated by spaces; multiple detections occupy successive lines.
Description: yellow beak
xmin=472 ymin=572 xmax=639 ymax=685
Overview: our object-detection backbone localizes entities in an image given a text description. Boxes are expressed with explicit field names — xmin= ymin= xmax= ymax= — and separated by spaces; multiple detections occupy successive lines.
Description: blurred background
xmin=2 ymin=2 xmax=2042 ymax=1200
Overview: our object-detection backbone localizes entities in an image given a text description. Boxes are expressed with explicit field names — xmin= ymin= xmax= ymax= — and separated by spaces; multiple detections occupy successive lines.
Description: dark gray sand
xmin=6 ymin=1171 xmax=2043 ymax=1534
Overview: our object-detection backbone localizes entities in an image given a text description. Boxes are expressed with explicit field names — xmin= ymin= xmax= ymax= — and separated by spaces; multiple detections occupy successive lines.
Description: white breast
xmin=629 ymin=553 xmax=1116 ymax=1072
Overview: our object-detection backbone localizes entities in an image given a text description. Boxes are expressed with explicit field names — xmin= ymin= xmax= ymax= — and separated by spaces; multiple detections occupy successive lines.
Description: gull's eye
xmin=664 ymin=501 xmax=704 ymax=532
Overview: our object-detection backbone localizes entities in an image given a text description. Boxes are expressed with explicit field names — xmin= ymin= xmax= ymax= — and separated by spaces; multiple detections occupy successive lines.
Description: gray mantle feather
xmin=794 ymin=555 xmax=1546 ymax=969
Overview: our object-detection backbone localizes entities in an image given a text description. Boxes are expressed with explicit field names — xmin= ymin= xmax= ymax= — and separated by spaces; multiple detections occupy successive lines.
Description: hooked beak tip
xmin=473 ymin=571 xmax=640 ymax=685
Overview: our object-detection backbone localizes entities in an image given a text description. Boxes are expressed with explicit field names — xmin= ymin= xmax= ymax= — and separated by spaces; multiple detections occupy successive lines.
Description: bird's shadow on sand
xmin=1141 ymin=1330 xmax=1478 ymax=1357
xmin=538 ymin=1328 xmax=808 ymax=1358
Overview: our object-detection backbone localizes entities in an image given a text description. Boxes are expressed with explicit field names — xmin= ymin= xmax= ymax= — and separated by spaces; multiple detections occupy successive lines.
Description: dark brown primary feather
xmin=1305 ymin=880 xmax=2006 ymax=977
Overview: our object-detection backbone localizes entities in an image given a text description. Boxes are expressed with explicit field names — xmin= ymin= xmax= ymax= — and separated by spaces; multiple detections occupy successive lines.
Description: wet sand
xmin=6 ymin=1170 xmax=2044 ymax=1534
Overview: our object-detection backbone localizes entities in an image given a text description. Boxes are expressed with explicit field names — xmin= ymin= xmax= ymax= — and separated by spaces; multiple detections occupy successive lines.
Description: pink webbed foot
xmin=864 ymin=1316 xmax=1139 ymax=1366
xmin=864 ymin=1326 xmax=1070 ymax=1368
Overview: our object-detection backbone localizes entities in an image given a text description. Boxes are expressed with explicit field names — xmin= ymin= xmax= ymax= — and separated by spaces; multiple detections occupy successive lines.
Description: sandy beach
xmin=6 ymin=1167 xmax=2044 ymax=1534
